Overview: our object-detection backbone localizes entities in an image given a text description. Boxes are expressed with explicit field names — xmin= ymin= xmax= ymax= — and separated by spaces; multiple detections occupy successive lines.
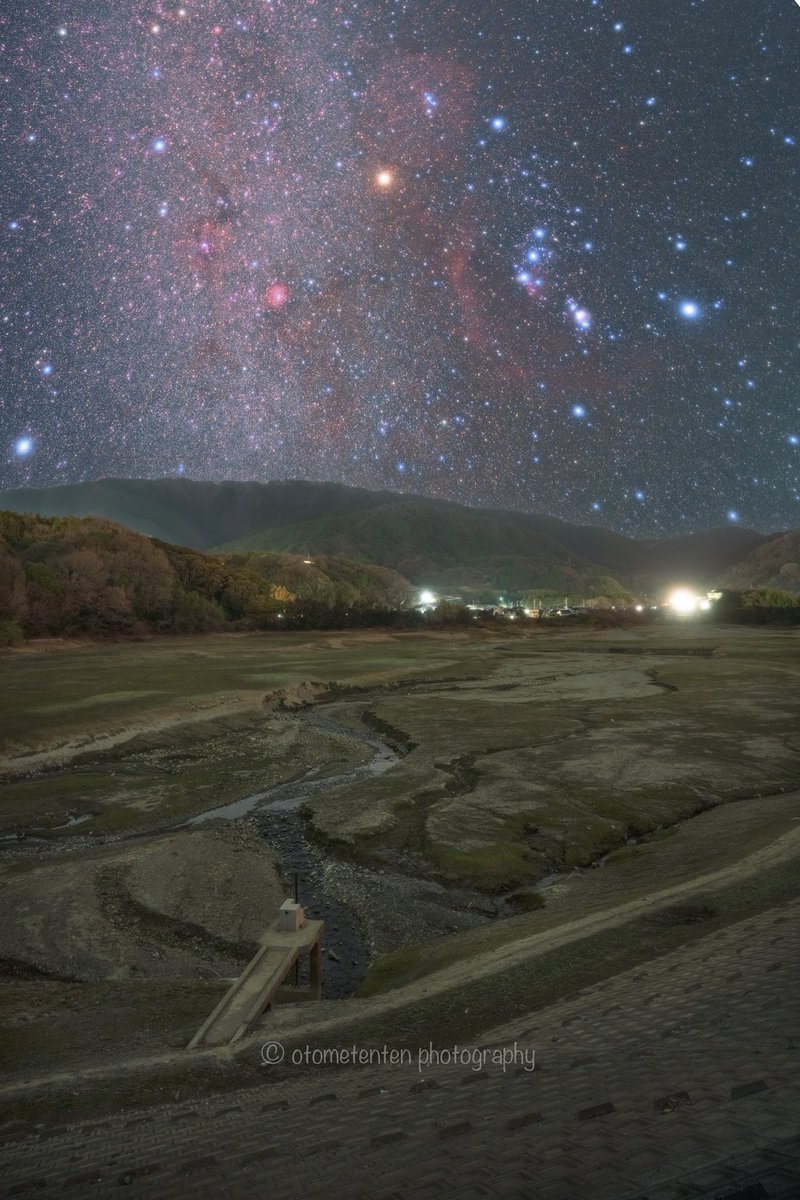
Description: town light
xmin=668 ymin=588 xmax=699 ymax=615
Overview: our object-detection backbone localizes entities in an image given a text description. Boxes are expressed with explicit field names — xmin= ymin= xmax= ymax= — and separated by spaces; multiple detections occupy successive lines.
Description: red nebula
xmin=265 ymin=282 xmax=289 ymax=310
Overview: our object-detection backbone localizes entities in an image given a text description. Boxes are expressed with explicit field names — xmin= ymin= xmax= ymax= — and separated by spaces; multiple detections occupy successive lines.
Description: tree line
xmin=0 ymin=512 xmax=411 ymax=643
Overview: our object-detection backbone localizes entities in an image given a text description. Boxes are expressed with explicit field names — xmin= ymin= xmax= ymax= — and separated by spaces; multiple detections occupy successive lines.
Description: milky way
xmin=1 ymin=1 xmax=798 ymax=534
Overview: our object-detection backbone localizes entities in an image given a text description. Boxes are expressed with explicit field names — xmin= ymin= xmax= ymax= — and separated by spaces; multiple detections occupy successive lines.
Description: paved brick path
xmin=3 ymin=900 xmax=799 ymax=1199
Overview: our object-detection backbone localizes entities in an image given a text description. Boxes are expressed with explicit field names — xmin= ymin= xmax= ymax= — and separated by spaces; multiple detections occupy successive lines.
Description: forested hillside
xmin=722 ymin=530 xmax=800 ymax=594
xmin=0 ymin=512 xmax=411 ymax=642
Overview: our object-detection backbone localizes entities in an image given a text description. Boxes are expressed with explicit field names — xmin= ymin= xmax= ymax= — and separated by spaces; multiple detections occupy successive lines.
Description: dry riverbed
xmin=1 ymin=623 xmax=799 ymax=1118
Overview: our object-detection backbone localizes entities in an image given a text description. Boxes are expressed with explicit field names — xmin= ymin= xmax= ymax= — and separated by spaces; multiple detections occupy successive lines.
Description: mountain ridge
xmin=0 ymin=477 xmax=789 ymax=599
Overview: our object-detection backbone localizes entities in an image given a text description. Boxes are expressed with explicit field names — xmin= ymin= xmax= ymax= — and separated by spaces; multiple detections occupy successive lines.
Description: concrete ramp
xmin=188 ymin=909 xmax=323 ymax=1049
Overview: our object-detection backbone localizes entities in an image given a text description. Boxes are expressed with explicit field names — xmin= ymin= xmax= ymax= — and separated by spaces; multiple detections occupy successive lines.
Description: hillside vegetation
xmin=0 ymin=511 xmax=411 ymax=643
xmin=0 ymin=477 xmax=781 ymax=599
xmin=722 ymin=530 xmax=800 ymax=594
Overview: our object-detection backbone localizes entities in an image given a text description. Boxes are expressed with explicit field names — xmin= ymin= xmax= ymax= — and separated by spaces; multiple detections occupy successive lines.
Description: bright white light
xmin=635 ymin=604 xmax=644 ymax=613
xmin=419 ymin=590 xmax=437 ymax=606
xmin=669 ymin=588 xmax=698 ymax=615
xmin=14 ymin=436 xmax=33 ymax=457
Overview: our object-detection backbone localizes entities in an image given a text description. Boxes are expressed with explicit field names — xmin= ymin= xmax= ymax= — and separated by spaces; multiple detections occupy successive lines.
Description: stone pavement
xmin=3 ymin=899 xmax=799 ymax=1200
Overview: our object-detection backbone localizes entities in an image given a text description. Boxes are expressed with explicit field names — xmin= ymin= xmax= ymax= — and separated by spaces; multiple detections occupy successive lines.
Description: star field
xmin=1 ymin=0 xmax=799 ymax=534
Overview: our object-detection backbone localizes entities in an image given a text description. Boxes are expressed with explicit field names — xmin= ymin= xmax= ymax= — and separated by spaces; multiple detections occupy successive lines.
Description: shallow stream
xmin=188 ymin=709 xmax=401 ymax=997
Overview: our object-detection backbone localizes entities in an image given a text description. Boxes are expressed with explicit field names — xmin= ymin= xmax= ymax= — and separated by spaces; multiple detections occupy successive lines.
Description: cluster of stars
xmin=1 ymin=0 xmax=798 ymax=536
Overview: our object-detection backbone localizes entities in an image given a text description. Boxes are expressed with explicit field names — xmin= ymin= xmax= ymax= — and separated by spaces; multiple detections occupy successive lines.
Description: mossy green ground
xmin=0 ymin=630 xmax=490 ymax=836
xmin=305 ymin=626 xmax=800 ymax=890
xmin=0 ymin=629 xmax=484 ymax=760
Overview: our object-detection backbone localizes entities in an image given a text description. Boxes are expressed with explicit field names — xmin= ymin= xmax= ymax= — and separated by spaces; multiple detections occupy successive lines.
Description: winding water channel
xmin=2 ymin=695 xmax=515 ymax=998
xmin=187 ymin=702 xmax=517 ymax=998
xmin=188 ymin=708 xmax=402 ymax=997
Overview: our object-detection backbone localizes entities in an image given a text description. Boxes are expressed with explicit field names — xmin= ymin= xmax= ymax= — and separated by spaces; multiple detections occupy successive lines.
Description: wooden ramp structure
xmin=188 ymin=901 xmax=323 ymax=1049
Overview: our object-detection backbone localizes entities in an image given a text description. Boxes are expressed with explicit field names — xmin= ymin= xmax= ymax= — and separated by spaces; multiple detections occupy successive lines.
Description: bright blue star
xmin=151 ymin=137 xmax=167 ymax=154
xmin=533 ymin=228 xmax=546 ymax=240
xmin=635 ymin=489 xmax=646 ymax=502
xmin=490 ymin=116 xmax=507 ymax=132
xmin=591 ymin=501 xmax=601 ymax=511
xmin=572 ymin=404 xmax=586 ymax=419
xmin=14 ymin=436 xmax=33 ymax=457
xmin=788 ymin=435 xmax=799 ymax=446
xmin=727 ymin=510 xmax=740 ymax=523
xmin=39 ymin=362 xmax=54 ymax=377
xmin=741 ymin=156 xmax=754 ymax=167
xmin=678 ymin=300 xmax=701 ymax=320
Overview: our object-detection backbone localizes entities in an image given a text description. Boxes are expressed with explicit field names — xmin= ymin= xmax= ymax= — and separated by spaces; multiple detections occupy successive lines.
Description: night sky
xmin=1 ymin=1 xmax=798 ymax=535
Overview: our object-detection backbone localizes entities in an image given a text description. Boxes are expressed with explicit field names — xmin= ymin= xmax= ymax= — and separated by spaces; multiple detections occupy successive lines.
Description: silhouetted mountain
xmin=0 ymin=478 xmax=389 ymax=549
xmin=0 ymin=477 xmax=784 ymax=600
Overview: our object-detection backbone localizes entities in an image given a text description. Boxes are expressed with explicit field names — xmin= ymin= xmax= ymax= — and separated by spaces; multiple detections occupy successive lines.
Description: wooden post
xmin=309 ymin=939 xmax=321 ymax=1000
